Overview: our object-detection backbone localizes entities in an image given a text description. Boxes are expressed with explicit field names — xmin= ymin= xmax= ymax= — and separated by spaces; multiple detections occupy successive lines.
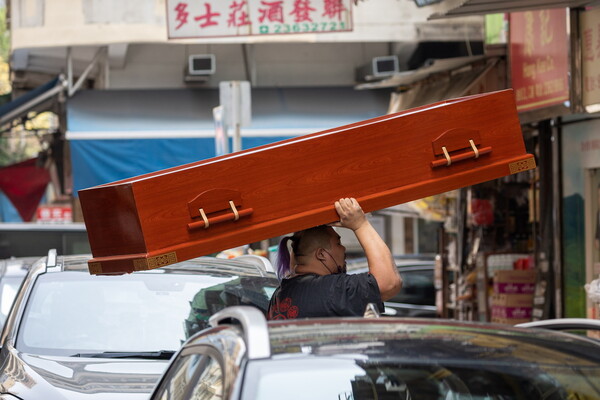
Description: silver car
xmin=150 ymin=306 xmax=600 ymax=400
xmin=0 ymin=250 xmax=278 ymax=399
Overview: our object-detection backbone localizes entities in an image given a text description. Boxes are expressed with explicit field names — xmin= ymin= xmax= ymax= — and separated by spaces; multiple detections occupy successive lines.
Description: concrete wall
xmin=106 ymin=42 xmax=393 ymax=89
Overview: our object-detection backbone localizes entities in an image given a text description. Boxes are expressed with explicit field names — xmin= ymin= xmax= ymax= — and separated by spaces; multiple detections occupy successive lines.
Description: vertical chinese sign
xmin=510 ymin=9 xmax=570 ymax=112
xmin=166 ymin=0 xmax=353 ymax=39
xmin=581 ymin=7 xmax=600 ymax=111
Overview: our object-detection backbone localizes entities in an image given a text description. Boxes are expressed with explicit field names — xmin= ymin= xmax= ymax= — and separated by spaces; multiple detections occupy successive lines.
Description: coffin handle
xmin=187 ymin=204 xmax=253 ymax=231
xmin=431 ymin=142 xmax=492 ymax=168
xmin=187 ymin=188 xmax=253 ymax=231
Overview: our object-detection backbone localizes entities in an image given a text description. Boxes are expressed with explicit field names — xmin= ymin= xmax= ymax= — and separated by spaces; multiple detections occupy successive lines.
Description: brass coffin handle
xmin=431 ymin=139 xmax=492 ymax=169
xmin=187 ymin=201 xmax=253 ymax=231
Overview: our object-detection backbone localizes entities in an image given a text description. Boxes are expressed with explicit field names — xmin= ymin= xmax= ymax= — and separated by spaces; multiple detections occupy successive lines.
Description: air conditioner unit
xmin=356 ymin=56 xmax=399 ymax=82
xmin=188 ymin=54 xmax=216 ymax=75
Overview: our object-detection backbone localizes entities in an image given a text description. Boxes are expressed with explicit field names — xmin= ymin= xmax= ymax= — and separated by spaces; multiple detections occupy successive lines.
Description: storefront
xmin=562 ymin=117 xmax=600 ymax=319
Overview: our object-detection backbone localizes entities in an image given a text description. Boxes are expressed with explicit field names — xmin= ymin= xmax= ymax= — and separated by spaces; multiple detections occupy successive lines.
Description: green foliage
xmin=0 ymin=7 xmax=9 ymax=63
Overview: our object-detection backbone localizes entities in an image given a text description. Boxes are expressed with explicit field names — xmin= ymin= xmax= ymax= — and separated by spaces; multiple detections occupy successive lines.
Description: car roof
xmin=0 ymin=256 xmax=40 ymax=277
xmin=201 ymin=307 xmax=600 ymax=367
xmin=266 ymin=318 xmax=600 ymax=363
xmin=30 ymin=252 xmax=277 ymax=278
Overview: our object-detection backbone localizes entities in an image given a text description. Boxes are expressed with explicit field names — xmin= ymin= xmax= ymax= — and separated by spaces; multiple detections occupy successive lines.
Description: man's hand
xmin=334 ymin=198 xmax=367 ymax=231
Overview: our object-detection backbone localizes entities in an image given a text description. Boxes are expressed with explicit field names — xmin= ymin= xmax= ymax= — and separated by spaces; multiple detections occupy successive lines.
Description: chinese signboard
xmin=166 ymin=0 xmax=353 ymax=39
xmin=36 ymin=205 xmax=73 ymax=224
xmin=581 ymin=7 xmax=600 ymax=110
xmin=510 ymin=9 xmax=569 ymax=112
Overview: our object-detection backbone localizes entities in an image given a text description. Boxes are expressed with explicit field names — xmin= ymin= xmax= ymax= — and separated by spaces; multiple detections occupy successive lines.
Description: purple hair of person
xmin=276 ymin=236 xmax=293 ymax=280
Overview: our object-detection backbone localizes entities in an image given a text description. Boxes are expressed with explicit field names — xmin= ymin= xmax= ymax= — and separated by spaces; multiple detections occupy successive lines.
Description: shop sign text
xmin=510 ymin=9 xmax=569 ymax=112
xmin=166 ymin=0 xmax=353 ymax=39
xmin=581 ymin=7 xmax=600 ymax=108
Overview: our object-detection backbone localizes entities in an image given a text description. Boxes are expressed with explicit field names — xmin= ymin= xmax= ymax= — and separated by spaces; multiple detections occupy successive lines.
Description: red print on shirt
xmin=269 ymin=297 xmax=299 ymax=320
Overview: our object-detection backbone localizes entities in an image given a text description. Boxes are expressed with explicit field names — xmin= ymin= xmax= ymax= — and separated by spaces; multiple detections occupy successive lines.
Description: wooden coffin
xmin=79 ymin=89 xmax=536 ymax=275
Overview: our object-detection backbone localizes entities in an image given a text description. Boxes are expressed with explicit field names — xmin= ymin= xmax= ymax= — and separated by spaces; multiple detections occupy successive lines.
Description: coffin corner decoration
xmin=79 ymin=89 xmax=536 ymax=275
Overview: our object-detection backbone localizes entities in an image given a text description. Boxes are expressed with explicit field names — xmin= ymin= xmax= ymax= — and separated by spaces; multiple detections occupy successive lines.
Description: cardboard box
xmin=491 ymin=317 xmax=531 ymax=325
xmin=493 ymin=269 xmax=536 ymax=283
xmin=491 ymin=293 xmax=534 ymax=307
xmin=493 ymin=270 xmax=536 ymax=294
xmin=491 ymin=305 xmax=532 ymax=319
xmin=587 ymin=304 xmax=600 ymax=340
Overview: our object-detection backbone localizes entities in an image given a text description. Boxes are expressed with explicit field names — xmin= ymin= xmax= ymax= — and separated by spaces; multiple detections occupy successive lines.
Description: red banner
xmin=0 ymin=158 xmax=50 ymax=222
xmin=510 ymin=9 xmax=570 ymax=112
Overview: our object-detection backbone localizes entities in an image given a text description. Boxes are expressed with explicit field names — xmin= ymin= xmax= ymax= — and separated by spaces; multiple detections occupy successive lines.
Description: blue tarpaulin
xmin=67 ymin=87 xmax=390 ymax=194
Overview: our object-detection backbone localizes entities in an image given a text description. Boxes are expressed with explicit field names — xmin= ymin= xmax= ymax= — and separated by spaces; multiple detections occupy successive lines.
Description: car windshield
xmin=16 ymin=271 xmax=276 ymax=356
xmin=243 ymin=357 xmax=600 ymax=400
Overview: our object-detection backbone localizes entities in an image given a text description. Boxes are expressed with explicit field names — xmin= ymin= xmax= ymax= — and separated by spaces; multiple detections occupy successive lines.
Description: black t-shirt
xmin=267 ymin=272 xmax=383 ymax=320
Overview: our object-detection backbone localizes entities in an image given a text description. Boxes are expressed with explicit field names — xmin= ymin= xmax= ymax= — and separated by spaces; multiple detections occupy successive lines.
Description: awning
xmin=428 ymin=0 xmax=599 ymax=19
xmin=355 ymin=55 xmax=499 ymax=113
xmin=388 ymin=57 xmax=500 ymax=112
xmin=67 ymin=87 xmax=391 ymax=193
xmin=355 ymin=55 xmax=487 ymax=90
xmin=0 ymin=76 xmax=66 ymax=127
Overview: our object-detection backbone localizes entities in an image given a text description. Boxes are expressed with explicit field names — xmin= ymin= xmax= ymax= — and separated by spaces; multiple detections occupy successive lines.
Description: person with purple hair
xmin=267 ymin=197 xmax=402 ymax=319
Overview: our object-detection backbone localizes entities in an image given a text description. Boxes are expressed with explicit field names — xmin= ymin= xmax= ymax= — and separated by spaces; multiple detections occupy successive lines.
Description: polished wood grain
xmin=79 ymin=89 xmax=536 ymax=275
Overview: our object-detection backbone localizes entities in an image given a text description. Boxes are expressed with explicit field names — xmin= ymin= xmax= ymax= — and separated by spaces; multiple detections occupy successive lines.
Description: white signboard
xmin=219 ymin=81 xmax=252 ymax=128
xmin=166 ymin=0 xmax=353 ymax=39
xmin=213 ymin=105 xmax=228 ymax=156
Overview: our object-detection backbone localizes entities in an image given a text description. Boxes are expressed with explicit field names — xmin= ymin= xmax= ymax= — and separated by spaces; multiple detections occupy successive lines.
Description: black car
xmin=347 ymin=256 xmax=436 ymax=317
xmin=150 ymin=306 xmax=600 ymax=400
xmin=0 ymin=250 xmax=279 ymax=399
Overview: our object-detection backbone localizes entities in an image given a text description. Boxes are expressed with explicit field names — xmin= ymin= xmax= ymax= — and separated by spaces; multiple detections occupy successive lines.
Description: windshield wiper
xmin=71 ymin=350 xmax=175 ymax=359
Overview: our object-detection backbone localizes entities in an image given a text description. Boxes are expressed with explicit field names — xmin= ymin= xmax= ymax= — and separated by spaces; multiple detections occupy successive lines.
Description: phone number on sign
xmin=259 ymin=21 xmax=348 ymax=34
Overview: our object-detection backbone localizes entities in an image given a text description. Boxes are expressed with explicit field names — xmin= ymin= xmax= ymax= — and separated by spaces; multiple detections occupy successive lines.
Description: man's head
xmin=275 ymin=225 xmax=347 ymax=279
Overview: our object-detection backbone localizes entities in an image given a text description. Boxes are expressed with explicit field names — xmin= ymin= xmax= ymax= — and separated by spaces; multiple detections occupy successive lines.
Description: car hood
xmin=0 ymin=347 xmax=169 ymax=399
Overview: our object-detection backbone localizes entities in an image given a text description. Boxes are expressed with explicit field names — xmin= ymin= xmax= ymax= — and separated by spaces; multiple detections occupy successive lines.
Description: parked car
xmin=347 ymin=256 xmax=436 ymax=317
xmin=0 ymin=249 xmax=278 ymax=399
xmin=150 ymin=306 xmax=600 ymax=400
xmin=0 ymin=256 xmax=38 ymax=329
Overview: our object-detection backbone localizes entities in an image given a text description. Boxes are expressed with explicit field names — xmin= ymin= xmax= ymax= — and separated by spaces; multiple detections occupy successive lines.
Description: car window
xmin=156 ymin=353 xmax=223 ymax=400
xmin=243 ymin=357 xmax=600 ymax=400
xmin=0 ymin=276 xmax=25 ymax=322
xmin=393 ymin=269 xmax=435 ymax=306
xmin=15 ymin=271 xmax=277 ymax=356
xmin=188 ymin=355 xmax=223 ymax=400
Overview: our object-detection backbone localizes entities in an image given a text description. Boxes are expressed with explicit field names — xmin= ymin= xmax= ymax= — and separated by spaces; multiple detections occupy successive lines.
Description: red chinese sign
xmin=510 ymin=9 xmax=570 ymax=112
xmin=36 ymin=205 xmax=73 ymax=224
xmin=166 ymin=0 xmax=352 ymax=39
xmin=581 ymin=7 xmax=600 ymax=109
